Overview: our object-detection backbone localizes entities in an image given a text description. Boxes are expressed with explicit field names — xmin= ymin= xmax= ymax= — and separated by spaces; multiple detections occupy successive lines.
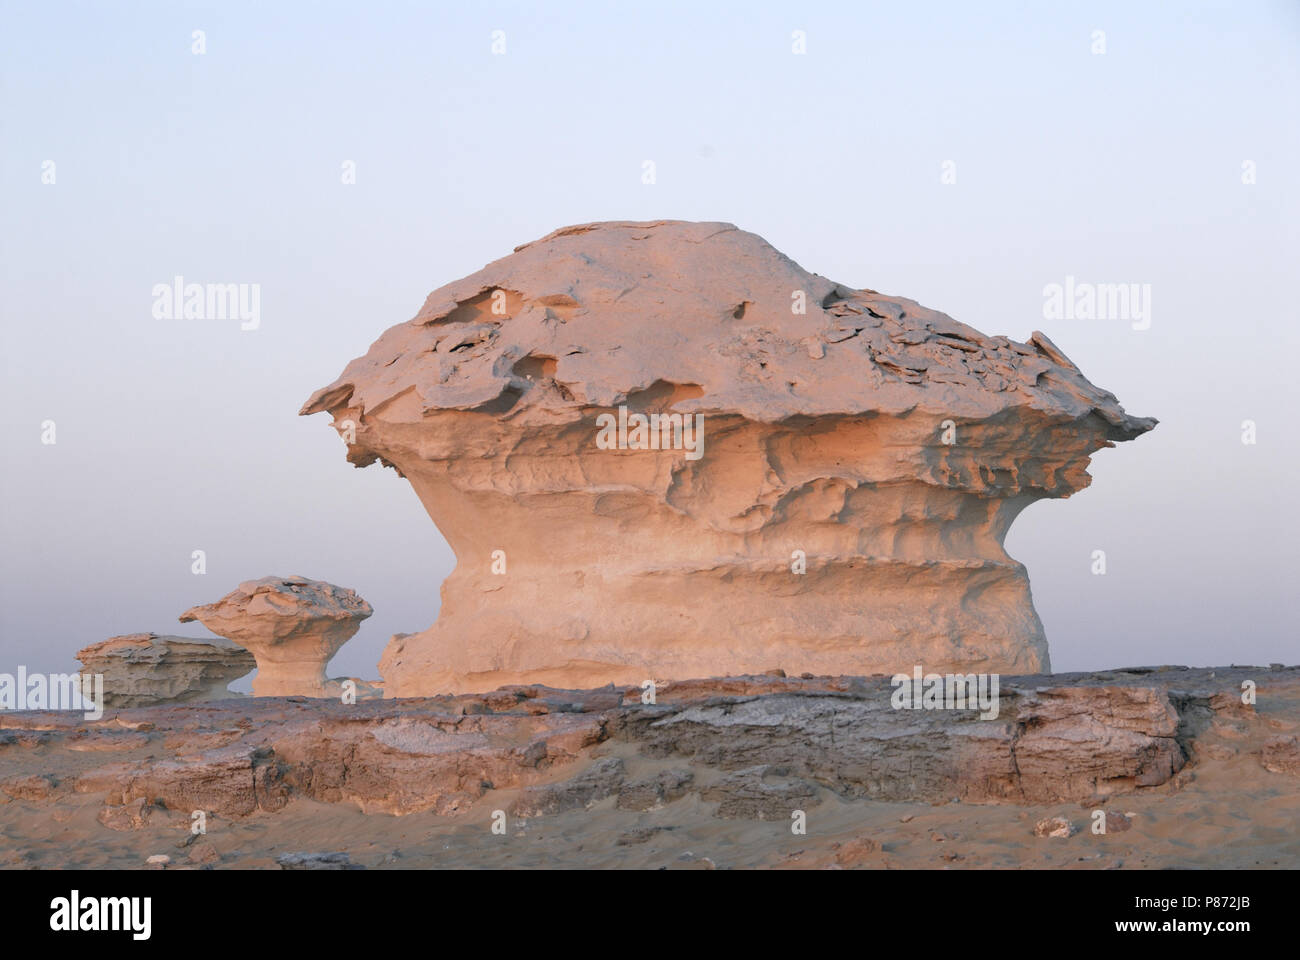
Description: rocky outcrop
xmin=178 ymin=576 xmax=372 ymax=697
xmin=301 ymin=220 xmax=1155 ymax=696
xmin=2 ymin=666 xmax=1293 ymax=870
xmin=74 ymin=633 xmax=254 ymax=707
xmin=6 ymin=666 xmax=1287 ymax=825
xmin=606 ymin=676 xmax=1186 ymax=805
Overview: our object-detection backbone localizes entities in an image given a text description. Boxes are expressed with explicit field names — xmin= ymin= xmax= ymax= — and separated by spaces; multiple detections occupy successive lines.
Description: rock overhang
xmin=300 ymin=219 xmax=1155 ymax=444
xmin=179 ymin=576 xmax=373 ymax=697
xmin=298 ymin=220 xmax=1156 ymax=693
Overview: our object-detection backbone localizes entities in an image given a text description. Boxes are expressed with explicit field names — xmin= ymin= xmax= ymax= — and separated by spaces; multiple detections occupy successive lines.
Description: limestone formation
xmin=178 ymin=576 xmax=371 ymax=697
xmin=75 ymin=633 xmax=254 ymax=707
xmin=2 ymin=665 xmax=1295 ymax=868
xmin=301 ymin=221 xmax=1156 ymax=695
xmin=12 ymin=666 xmax=1290 ymax=821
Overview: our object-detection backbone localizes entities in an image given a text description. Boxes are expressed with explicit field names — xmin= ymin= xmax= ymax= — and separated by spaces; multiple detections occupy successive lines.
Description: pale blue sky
xmin=2 ymin=0 xmax=1297 ymax=681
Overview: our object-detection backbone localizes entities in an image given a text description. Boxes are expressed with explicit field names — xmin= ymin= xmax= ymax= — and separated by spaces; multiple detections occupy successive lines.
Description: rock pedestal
xmin=301 ymin=221 xmax=1155 ymax=696
xmin=179 ymin=576 xmax=372 ymax=697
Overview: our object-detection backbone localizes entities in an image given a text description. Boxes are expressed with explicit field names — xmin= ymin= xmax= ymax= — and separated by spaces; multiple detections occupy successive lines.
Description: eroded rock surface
xmin=4 ymin=666 xmax=1288 ymax=829
xmin=301 ymin=221 xmax=1155 ymax=695
xmin=179 ymin=576 xmax=371 ymax=697
xmin=75 ymin=633 xmax=254 ymax=707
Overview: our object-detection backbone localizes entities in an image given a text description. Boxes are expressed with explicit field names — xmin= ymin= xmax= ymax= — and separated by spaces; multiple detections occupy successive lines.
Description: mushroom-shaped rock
xmin=179 ymin=577 xmax=372 ymax=697
xmin=300 ymin=221 xmax=1156 ymax=696
xmin=75 ymin=633 xmax=255 ymax=707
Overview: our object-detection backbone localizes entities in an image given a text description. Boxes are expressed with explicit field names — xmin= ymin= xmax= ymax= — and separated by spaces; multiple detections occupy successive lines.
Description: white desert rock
xmin=75 ymin=633 xmax=255 ymax=707
xmin=179 ymin=576 xmax=372 ymax=697
xmin=301 ymin=221 xmax=1155 ymax=695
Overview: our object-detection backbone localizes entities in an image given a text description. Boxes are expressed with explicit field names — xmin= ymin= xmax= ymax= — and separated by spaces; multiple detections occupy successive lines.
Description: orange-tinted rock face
xmin=301 ymin=221 xmax=1154 ymax=696
xmin=179 ymin=576 xmax=372 ymax=697
xmin=75 ymin=634 xmax=255 ymax=707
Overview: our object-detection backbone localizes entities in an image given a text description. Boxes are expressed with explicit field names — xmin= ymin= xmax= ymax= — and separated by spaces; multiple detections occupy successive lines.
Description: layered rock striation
xmin=5 ymin=667 xmax=1290 ymax=822
xmin=301 ymin=221 xmax=1155 ymax=695
xmin=74 ymin=634 xmax=254 ymax=707
xmin=3 ymin=666 xmax=1294 ymax=869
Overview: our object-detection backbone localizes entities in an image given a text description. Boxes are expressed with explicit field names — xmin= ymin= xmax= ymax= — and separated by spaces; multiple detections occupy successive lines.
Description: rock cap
xmin=301 ymin=219 xmax=1155 ymax=439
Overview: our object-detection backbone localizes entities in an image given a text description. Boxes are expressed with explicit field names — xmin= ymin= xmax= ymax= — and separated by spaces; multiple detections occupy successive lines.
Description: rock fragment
xmin=1034 ymin=817 xmax=1075 ymax=838
xmin=1259 ymin=736 xmax=1300 ymax=775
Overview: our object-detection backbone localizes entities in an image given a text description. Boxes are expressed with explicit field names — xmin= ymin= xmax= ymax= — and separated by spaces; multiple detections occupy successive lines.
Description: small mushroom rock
xmin=179 ymin=576 xmax=372 ymax=697
xmin=300 ymin=221 xmax=1155 ymax=696
xmin=75 ymin=633 xmax=255 ymax=707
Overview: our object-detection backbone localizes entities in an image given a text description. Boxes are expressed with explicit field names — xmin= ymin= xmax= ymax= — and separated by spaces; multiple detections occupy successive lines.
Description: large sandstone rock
xmin=179 ymin=576 xmax=372 ymax=697
xmin=75 ymin=633 xmax=254 ymax=707
xmin=301 ymin=221 xmax=1155 ymax=696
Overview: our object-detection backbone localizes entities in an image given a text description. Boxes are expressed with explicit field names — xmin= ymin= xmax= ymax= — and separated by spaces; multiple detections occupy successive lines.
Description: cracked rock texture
xmin=179 ymin=576 xmax=372 ymax=698
xmin=301 ymin=221 xmax=1155 ymax=695
xmin=5 ymin=666 xmax=1288 ymax=829
xmin=2 ymin=667 xmax=1295 ymax=869
xmin=75 ymin=634 xmax=255 ymax=707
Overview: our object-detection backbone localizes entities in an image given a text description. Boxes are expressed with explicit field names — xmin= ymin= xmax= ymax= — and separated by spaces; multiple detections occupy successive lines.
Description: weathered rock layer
xmin=2 ymin=667 xmax=1289 ymax=822
xmin=74 ymin=634 xmax=254 ymax=707
xmin=301 ymin=221 xmax=1155 ymax=695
